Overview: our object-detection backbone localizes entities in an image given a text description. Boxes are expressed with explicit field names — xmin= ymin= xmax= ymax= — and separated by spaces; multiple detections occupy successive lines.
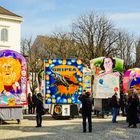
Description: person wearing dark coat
xmin=127 ymin=93 xmax=139 ymax=128
xmin=32 ymin=93 xmax=37 ymax=114
xmin=79 ymin=91 xmax=93 ymax=133
xmin=111 ymin=92 xmax=120 ymax=123
xmin=119 ymin=93 xmax=126 ymax=116
xmin=34 ymin=93 xmax=44 ymax=127
xmin=27 ymin=93 xmax=32 ymax=114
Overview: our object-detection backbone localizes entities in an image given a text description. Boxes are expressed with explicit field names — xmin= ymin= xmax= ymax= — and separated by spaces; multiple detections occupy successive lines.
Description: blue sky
xmin=1 ymin=0 xmax=140 ymax=40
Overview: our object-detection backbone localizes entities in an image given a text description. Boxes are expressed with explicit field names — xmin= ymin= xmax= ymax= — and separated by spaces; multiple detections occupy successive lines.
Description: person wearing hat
xmin=79 ymin=91 xmax=93 ymax=132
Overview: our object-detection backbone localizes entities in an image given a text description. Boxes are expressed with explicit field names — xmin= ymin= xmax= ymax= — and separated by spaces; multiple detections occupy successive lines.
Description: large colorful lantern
xmin=0 ymin=50 xmax=27 ymax=106
xmin=123 ymin=68 xmax=140 ymax=94
xmin=90 ymin=57 xmax=123 ymax=98
xmin=45 ymin=59 xmax=83 ymax=104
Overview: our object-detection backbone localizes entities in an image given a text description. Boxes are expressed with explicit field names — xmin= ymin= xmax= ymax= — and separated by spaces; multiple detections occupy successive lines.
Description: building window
xmin=1 ymin=28 xmax=8 ymax=41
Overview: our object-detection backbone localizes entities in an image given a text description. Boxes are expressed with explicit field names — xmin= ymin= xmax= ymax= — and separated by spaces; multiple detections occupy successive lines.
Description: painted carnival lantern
xmin=0 ymin=50 xmax=27 ymax=106
xmin=45 ymin=59 xmax=83 ymax=104
xmin=123 ymin=68 xmax=140 ymax=94
xmin=90 ymin=57 xmax=123 ymax=98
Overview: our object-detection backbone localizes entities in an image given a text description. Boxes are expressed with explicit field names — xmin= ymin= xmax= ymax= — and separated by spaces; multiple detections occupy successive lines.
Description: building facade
xmin=0 ymin=6 xmax=23 ymax=53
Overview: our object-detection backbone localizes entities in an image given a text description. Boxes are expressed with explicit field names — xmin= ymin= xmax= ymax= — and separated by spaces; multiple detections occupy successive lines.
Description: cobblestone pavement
xmin=0 ymin=115 xmax=140 ymax=140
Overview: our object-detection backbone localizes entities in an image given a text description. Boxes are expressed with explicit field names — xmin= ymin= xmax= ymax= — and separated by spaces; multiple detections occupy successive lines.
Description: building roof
xmin=0 ymin=6 xmax=22 ymax=18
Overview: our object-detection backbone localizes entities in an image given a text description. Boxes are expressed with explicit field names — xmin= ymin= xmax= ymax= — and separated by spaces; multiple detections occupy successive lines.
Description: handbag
xmin=40 ymin=108 xmax=46 ymax=115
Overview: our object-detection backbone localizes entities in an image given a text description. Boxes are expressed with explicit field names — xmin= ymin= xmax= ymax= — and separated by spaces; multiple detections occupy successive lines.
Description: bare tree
xmin=32 ymin=33 xmax=82 ymax=60
xmin=135 ymin=39 xmax=140 ymax=67
xmin=71 ymin=12 xmax=119 ymax=65
xmin=27 ymin=11 xmax=137 ymax=70
xmin=51 ymin=32 xmax=82 ymax=59
xmin=115 ymin=31 xmax=136 ymax=69
xmin=21 ymin=37 xmax=40 ymax=93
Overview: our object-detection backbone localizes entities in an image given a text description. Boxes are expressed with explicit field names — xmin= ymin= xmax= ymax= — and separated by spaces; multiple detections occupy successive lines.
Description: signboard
xmin=0 ymin=50 xmax=27 ymax=106
xmin=90 ymin=57 xmax=123 ymax=98
xmin=62 ymin=105 xmax=70 ymax=116
xmin=45 ymin=59 xmax=83 ymax=104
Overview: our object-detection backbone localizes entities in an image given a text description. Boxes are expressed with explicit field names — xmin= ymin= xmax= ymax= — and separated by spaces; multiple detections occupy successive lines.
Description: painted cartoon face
xmin=103 ymin=58 xmax=113 ymax=73
xmin=21 ymin=70 xmax=26 ymax=77
xmin=0 ymin=57 xmax=21 ymax=86
xmin=2 ymin=63 xmax=16 ymax=85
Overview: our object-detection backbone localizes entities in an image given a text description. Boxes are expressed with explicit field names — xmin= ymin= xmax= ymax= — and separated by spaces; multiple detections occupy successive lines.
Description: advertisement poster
xmin=0 ymin=50 xmax=27 ymax=106
xmin=90 ymin=57 xmax=123 ymax=98
xmin=45 ymin=59 xmax=83 ymax=104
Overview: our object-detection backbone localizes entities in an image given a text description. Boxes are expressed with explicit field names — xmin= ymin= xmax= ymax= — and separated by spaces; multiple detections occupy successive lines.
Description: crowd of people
xmin=27 ymin=89 xmax=140 ymax=130
xmin=78 ymin=89 xmax=140 ymax=133
xmin=110 ymin=90 xmax=140 ymax=128
xmin=109 ymin=90 xmax=140 ymax=128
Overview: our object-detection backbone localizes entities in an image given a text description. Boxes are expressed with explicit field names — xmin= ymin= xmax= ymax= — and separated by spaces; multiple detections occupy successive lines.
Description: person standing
xmin=27 ymin=93 xmax=32 ymax=114
xmin=127 ymin=92 xmax=139 ymax=128
xmin=111 ymin=92 xmax=120 ymax=123
xmin=119 ymin=93 xmax=126 ymax=116
xmin=79 ymin=91 xmax=93 ymax=133
xmin=32 ymin=93 xmax=37 ymax=114
xmin=34 ymin=93 xmax=44 ymax=127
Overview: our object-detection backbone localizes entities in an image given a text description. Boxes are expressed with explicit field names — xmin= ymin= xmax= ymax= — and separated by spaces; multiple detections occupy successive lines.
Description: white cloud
xmin=107 ymin=12 xmax=140 ymax=37
xmin=109 ymin=12 xmax=140 ymax=21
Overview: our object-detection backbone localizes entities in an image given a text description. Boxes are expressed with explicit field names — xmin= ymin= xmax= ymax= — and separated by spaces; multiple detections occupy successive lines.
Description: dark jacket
xmin=79 ymin=94 xmax=93 ymax=115
xmin=127 ymin=96 xmax=139 ymax=124
xmin=34 ymin=96 xmax=43 ymax=114
xmin=111 ymin=94 xmax=120 ymax=108
xmin=28 ymin=94 xmax=32 ymax=105
xmin=32 ymin=94 xmax=37 ymax=104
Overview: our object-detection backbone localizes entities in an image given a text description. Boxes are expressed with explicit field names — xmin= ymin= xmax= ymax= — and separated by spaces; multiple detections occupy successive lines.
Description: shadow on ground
xmin=0 ymin=116 xmax=140 ymax=140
